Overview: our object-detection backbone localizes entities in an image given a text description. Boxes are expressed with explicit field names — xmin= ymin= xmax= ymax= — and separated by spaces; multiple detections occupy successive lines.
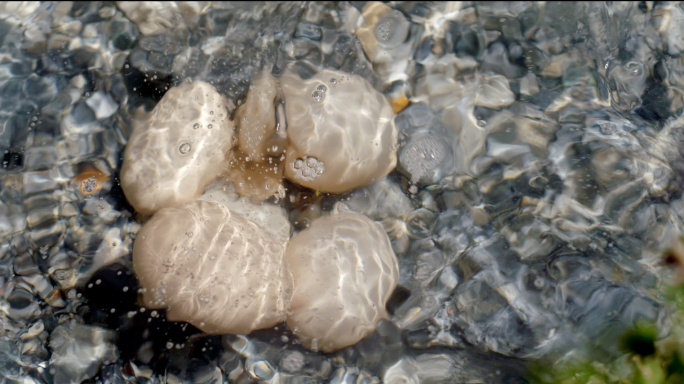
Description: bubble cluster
xmin=376 ymin=19 xmax=392 ymax=41
xmin=291 ymin=156 xmax=325 ymax=181
xmin=312 ymin=84 xmax=329 ymax=102
xmin=72 ymin=165 xmax=109 ymax=196
xmin=82 ymin=177 xmax=98 ymax=193
xmin=280 ymin=351 xmax=306 ymax=373
xmin=399 ymin=136 xmax=448 ymax=184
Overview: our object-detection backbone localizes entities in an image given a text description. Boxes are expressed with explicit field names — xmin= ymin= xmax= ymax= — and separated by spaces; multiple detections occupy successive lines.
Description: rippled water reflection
xmin=2 ymin=1 xmax=684 ymax=383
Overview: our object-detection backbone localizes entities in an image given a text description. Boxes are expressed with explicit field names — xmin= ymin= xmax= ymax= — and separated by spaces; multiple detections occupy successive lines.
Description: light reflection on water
xmin=0 ymin=1 xmax=683 ymax=383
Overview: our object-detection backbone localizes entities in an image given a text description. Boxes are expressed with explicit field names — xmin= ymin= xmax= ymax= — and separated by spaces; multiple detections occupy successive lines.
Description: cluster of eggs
xmin=120 ymin=66 xmax=400 ymax=352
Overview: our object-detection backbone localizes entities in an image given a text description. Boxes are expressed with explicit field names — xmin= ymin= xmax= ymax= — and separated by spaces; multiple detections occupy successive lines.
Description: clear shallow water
xmin=1 ymin=1 xmax=684 ymax=383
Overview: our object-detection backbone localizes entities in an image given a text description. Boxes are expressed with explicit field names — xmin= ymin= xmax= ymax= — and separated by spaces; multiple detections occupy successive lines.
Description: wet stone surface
xmin=0 ymin=1 xmax=684 ymax=383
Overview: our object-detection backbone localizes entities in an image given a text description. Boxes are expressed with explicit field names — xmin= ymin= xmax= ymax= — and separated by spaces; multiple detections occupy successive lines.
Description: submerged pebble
xmin=49 ymin=321 xmax=118 ymax=384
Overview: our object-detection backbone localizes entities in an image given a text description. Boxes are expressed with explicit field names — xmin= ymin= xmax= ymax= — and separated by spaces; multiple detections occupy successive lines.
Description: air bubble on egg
xmin=133 ymin=189 xmax=292 ymax=335
xmin=179 ymin=142 xmax=191 ymax=154
xmin=284 ymin=210 xmax=399 ymax=352
xmin=291 ymin=156 xmax=325 ymax=182
xmin=120 ymin=80 xmax=233 ymax=215
xmin=281 ymin=68 xmax=397 ymax=193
